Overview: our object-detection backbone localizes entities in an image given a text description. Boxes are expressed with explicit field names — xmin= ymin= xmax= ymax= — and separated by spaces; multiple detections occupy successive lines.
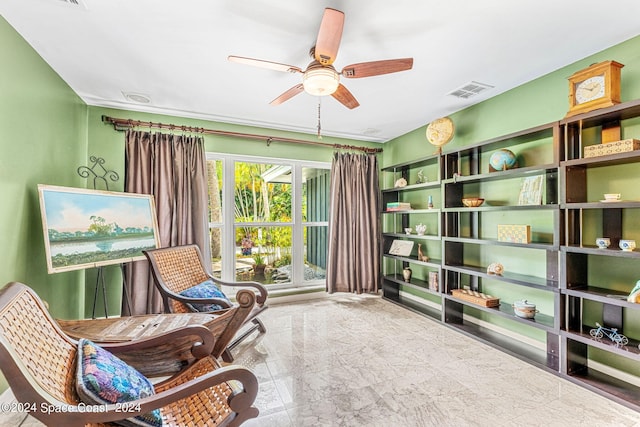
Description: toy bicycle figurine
xmin=590 ymin=322 xmax=629 ymax=345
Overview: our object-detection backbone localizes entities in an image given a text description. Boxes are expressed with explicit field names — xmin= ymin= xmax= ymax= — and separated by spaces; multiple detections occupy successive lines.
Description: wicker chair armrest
xmin=68 ymin=362 xmax=258 ymax=425
xmin=100 ymin=324 xmax=215 ymax=360
xmin=210 ymin=276 xmax=268 ymax=306
xmin=153 ymin=362 xmax=259 ymax=412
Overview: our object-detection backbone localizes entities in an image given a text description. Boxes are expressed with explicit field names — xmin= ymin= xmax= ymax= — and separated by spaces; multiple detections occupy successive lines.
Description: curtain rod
xmin=101 ymin=115 xmax=383 ymax=154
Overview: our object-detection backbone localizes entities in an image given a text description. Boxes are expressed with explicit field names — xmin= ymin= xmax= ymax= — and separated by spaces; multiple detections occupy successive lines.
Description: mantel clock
xmin=565 ymin=60 xmax=623 ymax=118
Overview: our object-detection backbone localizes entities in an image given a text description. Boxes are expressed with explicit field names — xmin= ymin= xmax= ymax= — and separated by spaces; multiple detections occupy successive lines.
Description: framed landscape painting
xmin=38 ymin=184 xmax=160 ymax=273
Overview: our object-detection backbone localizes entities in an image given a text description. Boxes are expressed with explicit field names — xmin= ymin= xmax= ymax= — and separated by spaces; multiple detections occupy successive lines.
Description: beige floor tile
xmin=2 ymin=293 xmax=640 ymax=426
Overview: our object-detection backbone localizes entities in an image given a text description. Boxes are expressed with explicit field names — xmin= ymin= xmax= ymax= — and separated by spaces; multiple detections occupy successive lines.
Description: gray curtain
xmin=122 ymin=130 xmax=211 ymax=315
xmin=326 ymin=152 xmax=381 ymax=294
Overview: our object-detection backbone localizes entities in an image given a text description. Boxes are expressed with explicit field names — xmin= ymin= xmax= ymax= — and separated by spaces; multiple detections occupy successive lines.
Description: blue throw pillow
xmin=179 ymin=279 xmax=230 ymax=312
xmin=75 ymin=339 xmax=162 ymax=427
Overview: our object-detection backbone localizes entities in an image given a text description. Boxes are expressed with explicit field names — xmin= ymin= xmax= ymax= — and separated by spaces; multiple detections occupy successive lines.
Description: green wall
xmin=0 ymin=16 xmax=88 ymax=318
xmin=0 ymin=15 xmax=88 ymax=393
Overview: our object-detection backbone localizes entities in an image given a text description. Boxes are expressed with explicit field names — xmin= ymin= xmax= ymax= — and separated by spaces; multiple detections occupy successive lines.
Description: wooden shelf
xmin=443 ymin=264 xmax=559 ymax=290
xmin=560 ymin=98 xmax=640 ymax=127
xmin=442 ymin=163 xmax=558 ymax=184
xmin=562 ymin=330 xmax=640 ymax=360
xmin=443 ymin=204 xmax=559 ymax=212
xmin=562 ymin=286 xmax=640 ymax=310
xmin=383 ymin=274 xmax=439 ymax=297
xmin=382 ymin=180 xmax=441 ymax=193
xmin=444 ymin=236 xmax=557 ymax=250
xmin=562 ymin=150 xmax=640 ymax=168
xmin=383 ymin=253 xmax=442 ymax=268
xmin=442 ymin=122 xmax=557 ymax=156
xmin=444 ymin=295 xmax=556 ymax=332
xmin=562 ymin=245 xmax=640 ymax=258
xmin=562 ymin=201 xmax=640 ymax=209
xmin=382 ymin=208 xmax=441 ymax=214
xmin=383 ymin=232 xmax=441 ymax=241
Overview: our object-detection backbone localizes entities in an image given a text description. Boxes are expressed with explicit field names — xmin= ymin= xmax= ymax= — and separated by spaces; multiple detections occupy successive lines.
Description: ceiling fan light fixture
xmin=303 ymin=67 xmax=339 ymax=96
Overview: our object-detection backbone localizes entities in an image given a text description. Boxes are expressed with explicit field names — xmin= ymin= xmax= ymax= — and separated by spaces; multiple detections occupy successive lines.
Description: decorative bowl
xmin=513 ymin=300 xmax=538 ymax=319
xmin=604 ymin=193 xmax=621 ymax=201
xmin=595 ymin=237 xmax=611 ymax=249
xmin=619 ymin=239 xmax=636 ymax=251
xmin=462 ymin=197 xmax=485 ymax=208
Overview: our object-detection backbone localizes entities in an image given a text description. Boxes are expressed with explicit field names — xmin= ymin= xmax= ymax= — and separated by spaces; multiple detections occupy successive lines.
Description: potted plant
xmin=252 ymin=252 xmax=266 ymax=275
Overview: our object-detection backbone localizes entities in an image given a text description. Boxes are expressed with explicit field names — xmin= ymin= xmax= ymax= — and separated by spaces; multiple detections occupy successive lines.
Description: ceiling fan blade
xmin=331 ymin=84 xmax=360 ymax=109
xmin=314 ymin=8 xmax=344 ymax=66
xmin=270 ymin=84 xmax=305 ymax=105
xmin=228 ymin=55 xmax=302 ymax=74
xmin=341 ymin=58 xmax=414 ymax=78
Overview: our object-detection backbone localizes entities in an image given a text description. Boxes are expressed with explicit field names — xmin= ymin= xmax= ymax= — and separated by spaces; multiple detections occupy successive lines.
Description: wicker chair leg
xmin=223 ymin=317 xmax=267 ymax=362
xmin=253 ymin=317 xmax=266 ymax=334
xmin=221 ymin=348 xmax=234 ymax=363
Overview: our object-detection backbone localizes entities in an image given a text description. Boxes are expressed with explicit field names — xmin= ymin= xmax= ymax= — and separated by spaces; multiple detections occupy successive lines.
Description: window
xmin=206 ymin=153 xmax=330 ymax=290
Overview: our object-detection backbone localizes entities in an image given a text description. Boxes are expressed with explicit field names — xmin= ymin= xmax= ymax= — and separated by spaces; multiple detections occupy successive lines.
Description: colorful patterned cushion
xmin=76 ymin=339 xmax=162 ymax=427
xmin=180 ymin=279 xmax=230 ymax=312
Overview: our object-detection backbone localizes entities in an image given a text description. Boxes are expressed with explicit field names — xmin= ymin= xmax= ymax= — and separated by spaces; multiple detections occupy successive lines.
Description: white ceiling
xmin=2 ymin=0 xmax=640 ymax=143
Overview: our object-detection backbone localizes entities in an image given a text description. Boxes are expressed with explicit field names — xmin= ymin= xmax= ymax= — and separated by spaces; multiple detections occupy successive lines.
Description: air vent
xmin=448 ymin=81 xmax=494 ymax=99
xmin=122 ymin=92 xmax=151 ymax=104
xmin=57 ymin=0 xmax=88 ymax=9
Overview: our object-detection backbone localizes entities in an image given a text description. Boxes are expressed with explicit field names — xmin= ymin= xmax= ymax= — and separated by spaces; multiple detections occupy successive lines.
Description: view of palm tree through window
xmin=206 ymin=155 xmax=329 ymax=289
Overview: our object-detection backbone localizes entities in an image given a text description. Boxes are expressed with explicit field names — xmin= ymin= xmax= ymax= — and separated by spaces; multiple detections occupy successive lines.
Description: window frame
xmin=206 ymin=152 xmax=330 ymax=290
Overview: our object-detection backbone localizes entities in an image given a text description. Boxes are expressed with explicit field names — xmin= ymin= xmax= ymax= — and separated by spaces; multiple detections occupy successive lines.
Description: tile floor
xmin=2 ymin=293 xmax=640 ymax=426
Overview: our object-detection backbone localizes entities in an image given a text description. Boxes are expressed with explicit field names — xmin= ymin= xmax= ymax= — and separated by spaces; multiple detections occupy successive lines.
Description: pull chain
xmin=317 ymin=98 xmax=322 ymax=140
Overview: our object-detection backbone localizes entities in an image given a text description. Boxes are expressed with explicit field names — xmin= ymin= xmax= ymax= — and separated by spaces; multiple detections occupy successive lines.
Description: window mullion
xmin=222 ymin=157 xmax=236 ymax=282
xmin=292 ymin=163 xmax=303 ymax=285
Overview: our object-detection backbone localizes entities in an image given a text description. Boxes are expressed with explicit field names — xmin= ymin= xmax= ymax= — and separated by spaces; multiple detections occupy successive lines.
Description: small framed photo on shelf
xmin=428 ymin=271 xmax=439 ymax=291
xmin=518 ymin=175 xmax=544 ymax=205
xmin=388 ymin=240 xmax=414 ymax=257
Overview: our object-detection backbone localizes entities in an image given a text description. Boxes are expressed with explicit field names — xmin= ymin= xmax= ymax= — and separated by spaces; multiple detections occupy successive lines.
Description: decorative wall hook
xmin=77 ymin=156 xmax=119 ymax=190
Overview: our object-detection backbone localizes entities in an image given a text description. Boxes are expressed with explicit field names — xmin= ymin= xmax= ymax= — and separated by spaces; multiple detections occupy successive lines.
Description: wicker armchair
xmin=0 ymin=282 xmax=259 ymax=427
xmin=143 ymin=244 xmax=268 ymax=362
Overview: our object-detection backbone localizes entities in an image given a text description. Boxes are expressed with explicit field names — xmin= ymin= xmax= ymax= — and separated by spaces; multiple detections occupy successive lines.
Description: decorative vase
xmin=428 ymin=195 xmax=434 ymax=209
xmin=402 ymin=267 xmax=412 ymax=283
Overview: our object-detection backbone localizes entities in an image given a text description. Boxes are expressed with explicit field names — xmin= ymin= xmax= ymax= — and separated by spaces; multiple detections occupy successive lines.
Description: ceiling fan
xmin=228 ymin=7 xmax=413 ymax=109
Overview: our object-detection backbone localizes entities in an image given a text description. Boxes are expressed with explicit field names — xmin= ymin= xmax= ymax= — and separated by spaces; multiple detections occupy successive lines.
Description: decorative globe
xmin=489 ymin=149 xmax=517 ymax=171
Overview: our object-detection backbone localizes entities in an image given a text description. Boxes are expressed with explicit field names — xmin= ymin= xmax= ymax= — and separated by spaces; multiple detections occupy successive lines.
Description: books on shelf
xmin=386 ymin=202 xmax=411 ymax=211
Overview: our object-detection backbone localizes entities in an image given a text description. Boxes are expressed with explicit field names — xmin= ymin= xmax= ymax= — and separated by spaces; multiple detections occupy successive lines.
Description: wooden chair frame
xmin=144 ymin=244 xmax=269 ymax=362
xmin=0 ymin=282 xmax=259 ymax=427
xmin=58 ymin=289 xmax=258 ymax=378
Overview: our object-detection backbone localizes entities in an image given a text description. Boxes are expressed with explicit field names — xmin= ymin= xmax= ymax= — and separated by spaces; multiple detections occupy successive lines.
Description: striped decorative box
xmin=497 ymin=224 xmax=531 ymax=244
xmin=584 ymin=139 xmax=640 ymax=158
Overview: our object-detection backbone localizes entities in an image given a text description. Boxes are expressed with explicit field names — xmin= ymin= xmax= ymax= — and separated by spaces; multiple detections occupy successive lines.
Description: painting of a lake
xmin=38 ymin=185 xmax=160 ymax=273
